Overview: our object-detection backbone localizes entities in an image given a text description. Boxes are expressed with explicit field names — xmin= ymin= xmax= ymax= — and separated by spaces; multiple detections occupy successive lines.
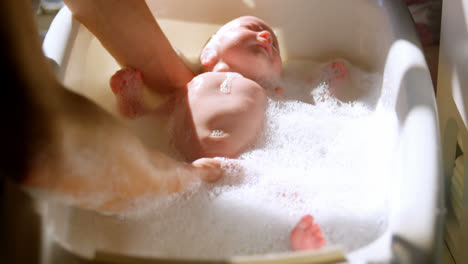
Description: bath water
xmin=44 ymin=59 xmax=398 ymax=258
xmin=123 ymin=61 xmax=396 ymax=257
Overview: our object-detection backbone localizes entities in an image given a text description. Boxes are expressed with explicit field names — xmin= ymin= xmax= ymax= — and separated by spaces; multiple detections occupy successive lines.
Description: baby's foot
xmin=274 ymin=87 xmax=284 ymax=96
xmin=110 ymin=68 xmax=147 ymax=118
xmin=326 ymin=61 xmax=348 ymax=97
xmin=329 ymin=61 xmax=348 ymax=82
xmin=290 ymin=215 xmax=326 ymax=251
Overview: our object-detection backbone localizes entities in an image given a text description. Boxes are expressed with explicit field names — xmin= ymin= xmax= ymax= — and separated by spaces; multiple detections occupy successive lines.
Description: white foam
xmin=219 ymin=72 xmax=241 ymax=93
xmin=44 ymin=60 xmax=398 ymax=259
xmin=210 ymin=129 xmax=227 ymax=138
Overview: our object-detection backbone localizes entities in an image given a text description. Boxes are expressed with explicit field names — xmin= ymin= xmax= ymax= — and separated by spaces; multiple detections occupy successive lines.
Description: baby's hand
xmin=110 ymin=68 xmax=148 ymax=118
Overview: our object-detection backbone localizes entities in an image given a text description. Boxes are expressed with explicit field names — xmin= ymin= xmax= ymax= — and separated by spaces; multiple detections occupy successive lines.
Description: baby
xmin=111 ymin=70 xmax=267 ymax=161
xmin=199 ymin=16 xmax=282 ymax=91
xmin=111 ymin=16 xmax=347 ymax=159
xmin=110 ymin=16 xmax=330 ymax=251
xmin=111 ymin=16 xmax=282 ymax=160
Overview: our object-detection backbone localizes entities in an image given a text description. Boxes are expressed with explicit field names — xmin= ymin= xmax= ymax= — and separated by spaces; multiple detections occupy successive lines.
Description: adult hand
xmin=0 ymin=0 xmax=222 ymax=212
xmin=63 ymin=0 xmax=196 ymax=94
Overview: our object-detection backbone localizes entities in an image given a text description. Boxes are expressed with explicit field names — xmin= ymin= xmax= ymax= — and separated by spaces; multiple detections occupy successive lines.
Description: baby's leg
xmin=328 ymin=61 xmax=348 ymax=97
xmin=110 ymin=68 xmax=148 ymax=118
xmin=313 ymin=61 xmax=349 ymax=102
xmin=290 ymin=215 xmax=326 ymax=251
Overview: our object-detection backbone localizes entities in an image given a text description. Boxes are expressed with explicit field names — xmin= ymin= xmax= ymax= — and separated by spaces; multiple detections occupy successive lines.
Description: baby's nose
xmin=257 ymin=31 xmax=272 ymax=44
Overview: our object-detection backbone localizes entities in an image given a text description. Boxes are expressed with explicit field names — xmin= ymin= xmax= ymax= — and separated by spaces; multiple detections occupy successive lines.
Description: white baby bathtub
xmin=35 ymin=0 xmax=443 ymax=263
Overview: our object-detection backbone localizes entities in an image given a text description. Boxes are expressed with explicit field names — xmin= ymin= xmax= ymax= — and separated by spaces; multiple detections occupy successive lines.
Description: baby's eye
xmin=247 ymin=23 xmax=263 ymax=32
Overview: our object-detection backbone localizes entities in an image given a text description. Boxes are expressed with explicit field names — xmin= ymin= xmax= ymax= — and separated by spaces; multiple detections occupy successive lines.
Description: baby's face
xmin=200 ymin=16 xmax=282 ymax=87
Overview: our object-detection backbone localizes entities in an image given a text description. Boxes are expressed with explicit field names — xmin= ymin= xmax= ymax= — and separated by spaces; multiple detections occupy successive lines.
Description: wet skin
xmin=111 ymin=70 xmax=267 ymax=161
xmin=200 ymin=16 xmax=282 ymax=89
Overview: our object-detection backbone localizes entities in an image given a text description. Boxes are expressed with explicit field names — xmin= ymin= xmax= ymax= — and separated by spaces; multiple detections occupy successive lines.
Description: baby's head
xmin=200 ymin=16 xmax=282 ymax=89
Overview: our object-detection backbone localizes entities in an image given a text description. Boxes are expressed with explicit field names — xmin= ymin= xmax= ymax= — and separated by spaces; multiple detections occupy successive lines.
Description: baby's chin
xmin=235 ymin=64 xmax=281 ymax=86
xmin=199 ymin=61 xmax=281 ymax=89
xmin=227 ymin=68 xmax=280 ymax=87
xmin=248 ymin=72 xmax=281 ymax=90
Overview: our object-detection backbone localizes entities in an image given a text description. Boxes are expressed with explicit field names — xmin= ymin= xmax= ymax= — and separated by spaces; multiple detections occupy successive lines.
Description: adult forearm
xmin=63 ymin=0 xmax=195 ymax=93
xmin=0 ymin=0 xmax=222 ymax=211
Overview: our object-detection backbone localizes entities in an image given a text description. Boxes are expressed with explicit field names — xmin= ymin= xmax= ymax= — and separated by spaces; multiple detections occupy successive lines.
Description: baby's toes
xmin=290 ymin=214 xmax=326 ymax=251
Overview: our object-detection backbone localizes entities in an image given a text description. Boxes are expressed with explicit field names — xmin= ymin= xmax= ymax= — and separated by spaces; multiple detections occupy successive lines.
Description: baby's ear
xmin=200 ymin=47 xmax=218 ymax=70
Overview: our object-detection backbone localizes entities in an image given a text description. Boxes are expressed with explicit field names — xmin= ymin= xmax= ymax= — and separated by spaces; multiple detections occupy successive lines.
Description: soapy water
xmin=42 ymin=59 xmax=398 ymax=258
xmin=219 ymin=72 xmax=242 ymax=94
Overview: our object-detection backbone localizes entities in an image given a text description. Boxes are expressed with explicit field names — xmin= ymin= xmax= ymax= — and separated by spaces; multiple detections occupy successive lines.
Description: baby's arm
xmin=63 ymin=0 xmax=195 ymax=94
